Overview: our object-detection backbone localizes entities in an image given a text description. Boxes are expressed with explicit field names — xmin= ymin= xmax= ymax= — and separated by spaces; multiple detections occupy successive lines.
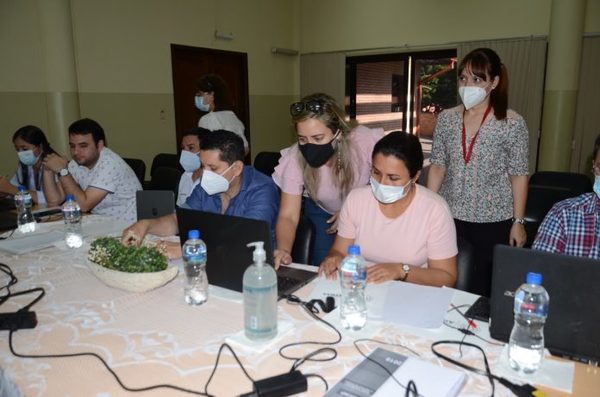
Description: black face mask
xmin=299 ymin=141 xmax=336 ymax=168
xmin=298 ymin=131 xmax=340 ymax=168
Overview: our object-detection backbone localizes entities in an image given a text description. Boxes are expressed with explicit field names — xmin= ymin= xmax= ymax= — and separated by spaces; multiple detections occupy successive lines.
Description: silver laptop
xmin=136 ymin=190 xmax=175 ymax=220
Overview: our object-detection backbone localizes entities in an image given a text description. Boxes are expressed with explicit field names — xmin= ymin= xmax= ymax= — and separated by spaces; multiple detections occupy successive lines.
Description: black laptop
xmin=136 ymin=190 xmax=175 ymax=220
xmin=490 ymin=245 xmax=600 ymax=364
xmin=175 ymin=208 xmax=317 ymax=298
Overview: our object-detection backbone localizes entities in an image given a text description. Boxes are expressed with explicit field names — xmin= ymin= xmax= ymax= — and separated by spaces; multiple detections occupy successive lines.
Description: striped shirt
xmin=532 ymin=193 xmax=600 ymax=259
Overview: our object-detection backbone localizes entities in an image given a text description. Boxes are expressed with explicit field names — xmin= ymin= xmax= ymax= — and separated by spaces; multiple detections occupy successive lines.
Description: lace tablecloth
xmin=0 ymin=217 xmax=592 ymax=396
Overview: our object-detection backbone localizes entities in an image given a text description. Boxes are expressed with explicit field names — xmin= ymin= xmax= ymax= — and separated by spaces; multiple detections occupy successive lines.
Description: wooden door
xmin=170 ymin=44 xmax=250 ymax=159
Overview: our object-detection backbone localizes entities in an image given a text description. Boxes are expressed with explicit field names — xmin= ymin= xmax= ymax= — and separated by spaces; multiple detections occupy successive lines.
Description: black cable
xmin=1 ymin=263 xmax=254 ymax=397
xmin=0 ymin=228 xmax=16 ymax=241
xmin=405 ymin=380 xmax=418 ymax=397
xmin=304 ymin=373 xmax=328 ymax=392
xmin=278 ymin=295 xmax=341 ymax=368
xmin=203 ymin=343 xmax=255 ymax=396
xmin=353 ymin=339 xmax=423 ymax=397
xmin=9 ymin=330 xmax=213 ymax=396
xmin=431 ymin=340 xmax=540 ymax=397
xmin=432 ymin=340 xmax=495 ymax=397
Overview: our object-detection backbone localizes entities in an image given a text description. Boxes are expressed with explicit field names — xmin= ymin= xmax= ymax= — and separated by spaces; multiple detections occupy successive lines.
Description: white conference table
xmin=0 ymin=216 xmax=598 ymax=397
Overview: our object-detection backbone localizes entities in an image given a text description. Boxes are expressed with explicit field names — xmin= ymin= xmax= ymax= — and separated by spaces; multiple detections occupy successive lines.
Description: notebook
xmin=175 ymin=208 xmax=317 ymax=298
xmin=325 ymin=347 xmax=465 ymax=397
xmin=490 ymin=245 xmax=600 ymax=364
xmin=136 ymin=190 xmax=175 ymax=220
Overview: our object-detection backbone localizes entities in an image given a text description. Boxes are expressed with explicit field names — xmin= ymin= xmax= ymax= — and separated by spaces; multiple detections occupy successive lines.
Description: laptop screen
xmin=175 ymin=208 xmax=274 ymax=293
xmin=490 ymin=245 xmax=600 ymax=363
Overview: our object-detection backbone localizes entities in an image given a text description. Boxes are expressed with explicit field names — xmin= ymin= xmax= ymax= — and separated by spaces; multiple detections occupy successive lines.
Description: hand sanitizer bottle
xmin=243 ymin=241 xmax=278 ymax=341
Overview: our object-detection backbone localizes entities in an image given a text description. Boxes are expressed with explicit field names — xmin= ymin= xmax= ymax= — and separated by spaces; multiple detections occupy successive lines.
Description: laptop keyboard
xmin=277 ymin=275 xmax=299 ymax=295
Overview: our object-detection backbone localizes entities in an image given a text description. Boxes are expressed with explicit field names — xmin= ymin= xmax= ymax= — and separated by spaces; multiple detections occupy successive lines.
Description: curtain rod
xmin=300 ymin=34 xmax=549 ymax=56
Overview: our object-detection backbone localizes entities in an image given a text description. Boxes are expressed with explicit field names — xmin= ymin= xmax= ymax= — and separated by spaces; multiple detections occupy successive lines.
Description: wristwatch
xmin=400 ymin=264 xmax=410 ymax=281
xmin=512 ymin=217 xmax=526 ymax=225
xmin=58 ymin=168 xmax=69 ymax=178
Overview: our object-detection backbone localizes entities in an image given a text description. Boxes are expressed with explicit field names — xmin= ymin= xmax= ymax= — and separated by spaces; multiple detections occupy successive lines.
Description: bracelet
xmin=512 ymin=217 xmax=526 ymax=225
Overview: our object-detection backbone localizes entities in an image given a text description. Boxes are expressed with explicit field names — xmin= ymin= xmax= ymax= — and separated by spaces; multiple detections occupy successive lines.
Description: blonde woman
xmin=273 ymin=93 xmax=384 ymax=268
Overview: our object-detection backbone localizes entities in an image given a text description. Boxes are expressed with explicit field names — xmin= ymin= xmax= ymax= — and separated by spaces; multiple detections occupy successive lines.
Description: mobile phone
xmin=464 ymin=296 xmax=490 ymax=322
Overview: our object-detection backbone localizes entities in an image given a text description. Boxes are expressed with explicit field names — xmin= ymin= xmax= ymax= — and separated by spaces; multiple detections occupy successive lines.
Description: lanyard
xmin=461 ymin=105 xmax=492 ymax=164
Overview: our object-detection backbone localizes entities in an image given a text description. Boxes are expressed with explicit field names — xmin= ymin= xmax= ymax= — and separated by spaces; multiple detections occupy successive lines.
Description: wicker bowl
xmin=87 ymin=260 xmax=178 ymax=293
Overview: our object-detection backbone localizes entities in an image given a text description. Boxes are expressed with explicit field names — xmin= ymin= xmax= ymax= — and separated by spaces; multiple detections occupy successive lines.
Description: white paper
xmin=382 ymin=283 xmax=454 ymax=329
xmin=309 ymin=276 xmax=391 ymax=319
xmin=374 ymin=356 xmax=466 ymax=397
xmin=0 ymin=230 xmax=64 ymax=254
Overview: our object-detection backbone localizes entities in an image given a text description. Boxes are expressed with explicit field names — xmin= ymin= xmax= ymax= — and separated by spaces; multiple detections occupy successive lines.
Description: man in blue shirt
xmin=122 ymin=130 xmax=279 ymax=247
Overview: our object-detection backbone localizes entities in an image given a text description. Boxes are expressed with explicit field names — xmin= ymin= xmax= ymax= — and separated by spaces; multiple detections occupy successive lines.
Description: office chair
xmin=123 ymin=158 xmax=146 ymax=186
xmin=291 ymin=213 xmax=315 ymax=266
xmin=253 ymin=151 xmax=281 ymax=177
xmin=524 ymin=171 xmax=593 ymax=247
xmin=150 ymin=153 xmax=181 ymax=177
xmin=146 ymin=166 xmax=183 ymax=196
xmin=455 ymin=236 xmax=474 ymax=292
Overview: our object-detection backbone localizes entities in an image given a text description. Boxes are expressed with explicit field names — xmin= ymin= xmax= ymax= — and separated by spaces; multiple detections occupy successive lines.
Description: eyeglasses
xmin=290 ymin=100 xmax=325 ymax=116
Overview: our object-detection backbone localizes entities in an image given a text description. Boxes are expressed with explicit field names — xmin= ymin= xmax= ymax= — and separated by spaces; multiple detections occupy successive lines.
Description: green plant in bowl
xmin=87 ymin=237 xmax=177 ymax=292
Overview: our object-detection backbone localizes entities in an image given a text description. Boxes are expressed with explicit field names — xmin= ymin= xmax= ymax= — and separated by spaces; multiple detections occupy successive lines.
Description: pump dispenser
xmin=243 ymin=241 xmax=278 ymax=340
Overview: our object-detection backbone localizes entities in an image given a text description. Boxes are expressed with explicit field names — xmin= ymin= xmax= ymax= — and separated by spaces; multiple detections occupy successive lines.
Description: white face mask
xmin=179 ymin=150 xmax=200 ymax=172
xmin=370 ymin=176 xmax=412 ymax=204
xmin=459 ymin=86 xmax=488 ymax=110
xmin=594 ymin=176 xmax=600 ymax=199
xmin=200 ymin=163 xmax=235 ymax=195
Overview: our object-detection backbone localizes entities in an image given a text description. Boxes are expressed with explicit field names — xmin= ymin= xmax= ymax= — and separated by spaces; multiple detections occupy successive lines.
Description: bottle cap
xmin=247 ymin=241 xmax=266 ymax=264
xmin=347 ymin=244 xmax=360 ymax=255
xmin=65 ymin=194 xmax=75 ymax=201
xmin=17 ymin=185 xmax=26 ymax=192
xmin=188 ymin=229 xmax=200 ymax=239
xmin=526 ymin=272 xmax=542 ymax=285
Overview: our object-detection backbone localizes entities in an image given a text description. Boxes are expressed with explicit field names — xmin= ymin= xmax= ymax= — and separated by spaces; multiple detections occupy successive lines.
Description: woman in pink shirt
xmin=319 ymin=132 xmax=458 ymax=287
xmin=272 ymin=93 xmax=384 ymax=268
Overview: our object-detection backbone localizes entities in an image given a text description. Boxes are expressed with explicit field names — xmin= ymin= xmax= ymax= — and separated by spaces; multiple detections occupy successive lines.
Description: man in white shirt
xmin=43 ymin=118 xmax=141 ymax=223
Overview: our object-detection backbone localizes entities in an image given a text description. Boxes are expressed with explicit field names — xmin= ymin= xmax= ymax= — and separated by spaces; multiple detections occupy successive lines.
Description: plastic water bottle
xmin=339 ymin=244 xmax=367 ymax=331
xmin=243 ymin=241 xmax=278 ymax=341
xmin=508 ymin=272 xmax=549 ymax=374
xmin=62 ymin=194 xmax=83 ymax=248
xmin=15 ymin=185 xmax=36 ymax=233
xmin=182 ymin=230 xmax=208 ymax=305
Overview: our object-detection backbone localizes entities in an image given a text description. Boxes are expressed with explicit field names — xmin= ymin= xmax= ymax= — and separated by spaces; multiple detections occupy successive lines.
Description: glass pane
xmin=355 ymin=61 xmax=405 ymax=133
xmin=413 ymin=56 xmax=458 ymax=139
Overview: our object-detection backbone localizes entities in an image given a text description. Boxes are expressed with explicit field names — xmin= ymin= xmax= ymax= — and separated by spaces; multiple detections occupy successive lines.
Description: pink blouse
xmin=272 ymin=126 xmax=384 ymax=214
xmin=337 ymin=185 xmax=458 ymax=267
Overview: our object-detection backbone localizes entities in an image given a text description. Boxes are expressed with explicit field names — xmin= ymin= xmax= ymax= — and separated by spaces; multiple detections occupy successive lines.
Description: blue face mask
xmin=594 ymin=176 xmax=600 ymax=199
xmin=17 ymin=150 xmax=39 ymax=166
xmin=195 ymin=96 xmax=210 ymax=112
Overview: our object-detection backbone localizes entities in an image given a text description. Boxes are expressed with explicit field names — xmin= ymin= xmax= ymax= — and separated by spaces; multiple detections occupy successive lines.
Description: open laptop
xmin=136 ymin=190 xmax=175 ymax=220
xmin=489 ymin=245 xmax=600 ymax=364
xmin=175 ymin=208 xmax=317 ymax=298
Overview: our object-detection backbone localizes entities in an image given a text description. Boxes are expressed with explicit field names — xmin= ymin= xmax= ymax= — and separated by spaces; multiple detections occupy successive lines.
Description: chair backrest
xmin=147 ymin=166 xmax=183 ymax=196
xmin=529 ymin=171 xmax=592 ymax=194
xmin=253 ymin=152 xmax=281 ymax=177
xmin=455 ymin=236 xmax=474 ymax=292
xmin=123 ymin=157 xmax=146 ymax=185
xmin=524 ymin=171 xmax=593 ymax=247
xmin=150 ymin=153 xmax=181 ymax=177
xmin=417 ymin=164 xmax=430 ymax=186
xmin=291 ymin=213 xmax=315 ymax=266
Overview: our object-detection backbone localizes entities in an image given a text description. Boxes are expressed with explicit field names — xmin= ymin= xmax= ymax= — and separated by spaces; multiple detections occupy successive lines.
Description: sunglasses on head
xmin=290 ymin=100 xmax=325 ymax=116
